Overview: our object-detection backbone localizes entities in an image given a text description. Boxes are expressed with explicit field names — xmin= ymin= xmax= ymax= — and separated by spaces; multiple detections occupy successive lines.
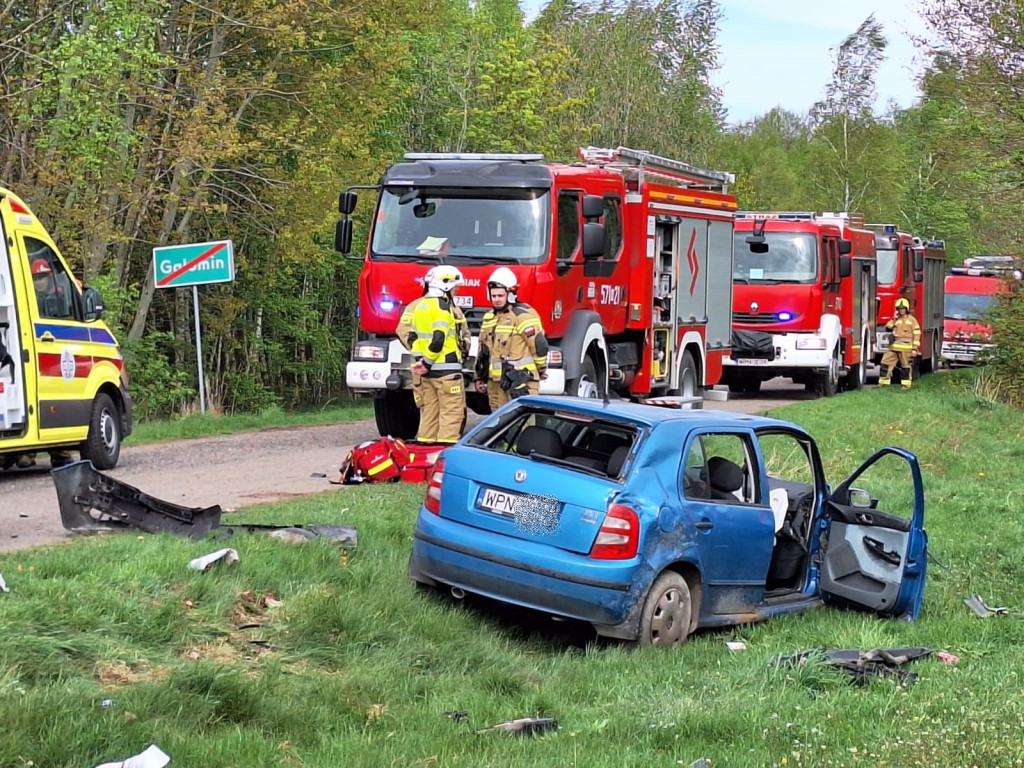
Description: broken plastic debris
xmin=686 ymin=760 xmax=711 ymax=768
xmin=936 ymin=651 xmax=960 ymax=663
xmin=964 ymin=594 xmax=1010 ymax=618
xmin=94 ymin=744 xmax=170 ymax=768
xmin=0 ymin=573 xmax=8 ymax=592
xmin=726 ymin=641 xmax=747 ymax=651
xmin=475 ymin=717 xmax=559 ymax=736
xmin=188 ymin=548 xmax=239 ymax=572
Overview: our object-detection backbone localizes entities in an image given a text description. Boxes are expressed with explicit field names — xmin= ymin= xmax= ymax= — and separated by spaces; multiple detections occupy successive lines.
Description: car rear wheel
xmin=638 ymin=571 xmax=692 ymax=647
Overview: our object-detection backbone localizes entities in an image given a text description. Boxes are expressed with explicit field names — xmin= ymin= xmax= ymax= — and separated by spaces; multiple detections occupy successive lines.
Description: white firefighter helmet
xmin=424 ymin=265 xmax=464 ymax=297
xmin=487 ymin=266 xmax=518 ymax=301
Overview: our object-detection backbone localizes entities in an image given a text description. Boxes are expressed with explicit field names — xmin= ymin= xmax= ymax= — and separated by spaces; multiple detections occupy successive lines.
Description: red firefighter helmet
xmin=31 ymin=259 xmax=52 ymax=276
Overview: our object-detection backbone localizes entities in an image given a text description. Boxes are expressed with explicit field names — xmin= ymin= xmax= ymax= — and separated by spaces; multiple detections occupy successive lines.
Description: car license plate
xmin=735 ymin=358 xmax=770 ymax=366
xmin=453 ymin=295 xmax=473 ymax=308
xmin=477 ymin=487 xmax=523 ymax=517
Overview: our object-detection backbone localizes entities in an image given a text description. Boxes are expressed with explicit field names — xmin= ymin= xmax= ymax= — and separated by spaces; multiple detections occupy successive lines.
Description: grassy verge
xmin=2 ymin=371 xmax=1023 ymax=767
xmin=125 ymin=402 xmax=375 ymax=446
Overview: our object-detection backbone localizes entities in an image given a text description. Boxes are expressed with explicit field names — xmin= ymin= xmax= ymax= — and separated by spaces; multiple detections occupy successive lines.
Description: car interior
xmin=472 ymin=410 xmax=639 ymax=480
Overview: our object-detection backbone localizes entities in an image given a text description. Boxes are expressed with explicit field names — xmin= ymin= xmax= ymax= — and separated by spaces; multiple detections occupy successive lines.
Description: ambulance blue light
xmin=777 ymin=311 xmax=793 ymax=321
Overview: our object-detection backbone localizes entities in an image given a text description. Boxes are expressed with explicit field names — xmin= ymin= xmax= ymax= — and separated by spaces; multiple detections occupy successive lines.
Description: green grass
xmin=124 ymin=402 xmax=375 ymax=445
xmin=3 ymin=370 xmax=1024 ymax=767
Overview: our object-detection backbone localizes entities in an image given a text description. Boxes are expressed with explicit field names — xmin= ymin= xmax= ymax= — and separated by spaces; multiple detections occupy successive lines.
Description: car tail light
xmin=590 ymin=503 xmax=639 ymax=559
xmin=424 ymin=458 xmax=446 ymax=515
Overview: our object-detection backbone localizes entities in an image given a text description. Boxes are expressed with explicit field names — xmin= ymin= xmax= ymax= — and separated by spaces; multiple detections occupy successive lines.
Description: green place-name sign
xmin=154 ymin=240 xmax=235 ymax=289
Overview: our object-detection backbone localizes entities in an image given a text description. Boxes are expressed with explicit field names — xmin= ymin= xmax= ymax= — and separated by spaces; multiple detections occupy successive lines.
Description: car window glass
xmin=682 ymin=438 xmax=709 ymax=500
xmin=25 ymin=236 xmax=77 ymax=320
xmin=699 ymin=433 xmax=757 ymax=504
xmin=758 ymin=433 xmax=814 ymax=488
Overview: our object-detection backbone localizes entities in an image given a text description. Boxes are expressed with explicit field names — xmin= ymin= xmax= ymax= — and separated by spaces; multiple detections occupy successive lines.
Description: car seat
xmin=707 ymin=456 xmax=744 ymax=501
xmin=590 ymin=432 xmax=629 ymax=456
xmin=515 ymin=426 xmax=564 ymax=459
xmin=606 ymin=445 xmax=630 ymax=478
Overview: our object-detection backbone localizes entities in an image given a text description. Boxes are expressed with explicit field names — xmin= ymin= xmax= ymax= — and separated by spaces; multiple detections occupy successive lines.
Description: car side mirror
xmin=913 ymin=251 xmax=923 ymax=271
xmin=582 ymin=222 xmax=605 ymax=259
xmin=582 ymin=194 xmax=604 ymax=220
xmin=335 ymin=218 xmax=353 ymax=254
xmin=839 ymin=255 xmax=851 ymax=279
xmin=849 ymin=487 xmax=873 ymax=508
xmin=913 ymin=271 xmax=923 ymax=283
xmin=339 ymin=191 xmax=357 ymax=215
xmin=82 ymin=287 xmax=104 ymax=323
xmin=838 ymin=239 xmax=853 ymax=255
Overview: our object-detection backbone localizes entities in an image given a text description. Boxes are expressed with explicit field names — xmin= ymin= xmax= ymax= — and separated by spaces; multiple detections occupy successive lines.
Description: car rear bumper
xmin=409 ymin=510 xmax=640 ymax=627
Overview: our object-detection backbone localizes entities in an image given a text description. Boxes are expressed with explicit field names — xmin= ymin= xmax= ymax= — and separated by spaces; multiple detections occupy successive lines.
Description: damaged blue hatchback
xmin=407 ymin=396 xmax=927 ymax=646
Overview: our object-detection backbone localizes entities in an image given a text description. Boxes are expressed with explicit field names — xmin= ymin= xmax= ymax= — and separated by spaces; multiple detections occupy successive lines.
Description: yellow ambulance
xmin=0 ymin=187 xmax=132 ymax=470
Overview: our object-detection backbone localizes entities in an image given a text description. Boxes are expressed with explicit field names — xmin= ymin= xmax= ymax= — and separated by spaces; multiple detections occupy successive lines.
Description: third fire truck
xmin=723 ymin=211 xmax=877 ymax=396
xmin=336 ymin=147 xmax=738 ymax=438
xmin=867 ymin=224 xmax=947 ymax=373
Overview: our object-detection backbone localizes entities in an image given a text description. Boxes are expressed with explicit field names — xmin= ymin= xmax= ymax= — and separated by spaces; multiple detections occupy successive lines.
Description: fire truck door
xmin=652 ymin=221 xmax=679 ymax=382
xmin=674 ymin=218 xmax=709 ymax=327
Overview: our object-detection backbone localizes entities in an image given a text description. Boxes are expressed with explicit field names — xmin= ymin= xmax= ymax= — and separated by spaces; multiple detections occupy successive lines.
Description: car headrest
xmin=707 ymin=456 xmax=744 ymax=492
xmin=591 ymin=432 xmax=629 ymax=455
xmin=516 ymin=426 xmax=564 ymax=459
xmin=607 ymin=445 xmax=630 ymax=477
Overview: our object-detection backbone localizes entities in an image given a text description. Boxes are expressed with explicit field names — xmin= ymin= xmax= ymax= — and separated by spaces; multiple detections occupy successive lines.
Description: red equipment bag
xmin=337 ymin=437 xmax=448 ymax=485
xmin=338 ymin=439 xmax=401 ymax=485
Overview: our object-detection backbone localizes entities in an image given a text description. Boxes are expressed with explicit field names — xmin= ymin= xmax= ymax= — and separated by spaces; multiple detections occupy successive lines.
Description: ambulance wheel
xmin=80 ymin=393 xmax=121 ymax=470
xmin=374 ymin=390 xmax=419 ymax=440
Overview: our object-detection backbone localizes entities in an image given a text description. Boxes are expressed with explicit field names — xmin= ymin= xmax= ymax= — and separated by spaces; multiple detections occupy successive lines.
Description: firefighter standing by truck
xmin=396 ymin=265 xmax=467 ymax=444
xmin=879 ymin=297 xmax=921 ymax=389
xmin=474 ymin=267 xmax=548 ymax=411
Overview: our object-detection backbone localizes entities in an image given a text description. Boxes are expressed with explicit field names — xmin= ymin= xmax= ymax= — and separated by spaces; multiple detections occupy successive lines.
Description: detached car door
xmin=819 ymin=447 xmax=927 ymax=619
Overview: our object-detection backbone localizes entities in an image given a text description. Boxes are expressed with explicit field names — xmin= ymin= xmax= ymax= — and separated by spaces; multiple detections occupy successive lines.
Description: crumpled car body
xmin=407 ymin=395 xmax=927 ymax=646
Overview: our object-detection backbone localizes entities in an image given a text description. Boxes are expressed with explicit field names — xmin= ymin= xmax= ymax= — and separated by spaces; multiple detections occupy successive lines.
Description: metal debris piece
xmin=774 ymin=647 xmax=933 ymax=685
xmin=475 ymin=717 xmax=559 ymax=736
xmin=964 ymin=594 xmax=1010 ymax=618
xmin=53 ymin=461 xmax=221 ymax=538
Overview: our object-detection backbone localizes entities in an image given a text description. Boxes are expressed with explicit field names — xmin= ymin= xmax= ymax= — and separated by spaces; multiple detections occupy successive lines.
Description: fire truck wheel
xmin=813 ymin=349 xmax=840 ymax=398
xmin=374 ymin=390 xmax=419 ymax=440
xmin=574 ymin=357 xmax=601 ymax=399
xmin=669 ymin=351 xmax=701 ymax=402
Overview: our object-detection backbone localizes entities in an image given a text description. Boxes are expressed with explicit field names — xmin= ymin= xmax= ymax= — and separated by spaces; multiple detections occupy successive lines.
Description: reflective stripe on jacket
xmin=409 ymin=296 xmax=462 ymax=374
xmin=477 ymin=303 xmax=548 ymax=381
xmin=886 ymin=314 xmax=921 ymax=351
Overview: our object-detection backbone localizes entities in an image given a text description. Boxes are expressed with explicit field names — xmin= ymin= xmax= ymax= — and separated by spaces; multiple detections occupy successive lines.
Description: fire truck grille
xmin=733 ymin=312 xmax=780 ymax=325
xmin=462 ymin=307 xmax=490 ymax=334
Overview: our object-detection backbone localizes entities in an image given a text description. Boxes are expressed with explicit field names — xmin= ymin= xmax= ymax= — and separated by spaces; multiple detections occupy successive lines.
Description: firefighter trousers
xmin=879 ymin=349 xmax=913 ymax=388
xmin=413 ymin=372 xmax=465 ymax=443
xmin=486 ymin=378 xmax=539 ymax=412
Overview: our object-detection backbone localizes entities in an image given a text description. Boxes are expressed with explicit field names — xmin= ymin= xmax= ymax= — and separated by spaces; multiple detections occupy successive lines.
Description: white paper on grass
xmin=0 ymin=573 xmax=8 ymax=592
xmin=94 ymin=744 xmax=171 ymax=768
xmin=188 ymin=547 xmax=239 ymax=571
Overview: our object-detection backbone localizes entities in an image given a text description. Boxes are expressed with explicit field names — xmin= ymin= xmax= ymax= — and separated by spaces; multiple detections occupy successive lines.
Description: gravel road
xmin=0 ymin=382 xmax=813 ymax=553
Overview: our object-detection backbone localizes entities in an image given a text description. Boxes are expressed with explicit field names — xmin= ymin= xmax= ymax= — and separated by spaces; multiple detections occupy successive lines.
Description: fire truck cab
xmin=942 ymin=257 xmax=1022 ymax=365
xmin=868 ymin=225 xmax=946 ymax=374
xmin=336 ymin=147 xmax=738 ymax=439
xmin=723 ymin=212 xmax=877 ymax=396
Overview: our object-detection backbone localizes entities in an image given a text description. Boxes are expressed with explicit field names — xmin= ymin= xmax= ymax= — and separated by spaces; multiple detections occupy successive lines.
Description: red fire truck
xmin=942 ymin=257 xmax=1023 ymax=365
xmin=722 ymin=212 xmax=877 ymax=396
xmin=335 ymin=147 xmax=738 ymax=438
xmin=867 ymin=225 xmax=947 ymax=373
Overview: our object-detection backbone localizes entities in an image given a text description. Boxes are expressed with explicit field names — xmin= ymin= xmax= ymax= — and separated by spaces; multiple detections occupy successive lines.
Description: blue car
xmin=407 ymin=396 xmax=927 ymax=646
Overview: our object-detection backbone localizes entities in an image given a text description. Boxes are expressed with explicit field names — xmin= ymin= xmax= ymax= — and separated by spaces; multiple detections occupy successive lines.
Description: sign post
xmin=153 ymin=240 xmax=236 ymax=414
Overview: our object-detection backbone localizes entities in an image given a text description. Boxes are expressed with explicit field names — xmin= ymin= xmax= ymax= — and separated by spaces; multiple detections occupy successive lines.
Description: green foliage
xmin=976 ymin=278 xmax=1024 ymax=406
xmin=121 ymin=333 xmax=197 ymax=421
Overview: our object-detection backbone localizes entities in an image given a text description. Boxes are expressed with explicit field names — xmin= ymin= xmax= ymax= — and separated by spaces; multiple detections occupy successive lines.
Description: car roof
xmin=513 ymin=395 xmax=803 ymax=432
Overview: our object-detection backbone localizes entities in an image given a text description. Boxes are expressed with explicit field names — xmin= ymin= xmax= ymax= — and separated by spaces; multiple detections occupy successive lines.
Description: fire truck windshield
xmin=733 ymin=232 xmax=817 ymax=284
xmin=944 ymin=293 xmax=994 ymax=321
xmin=876 ymin=248 xmax=899 ymax=285
xmin=370 ymin=187 xmax=550 ymax=265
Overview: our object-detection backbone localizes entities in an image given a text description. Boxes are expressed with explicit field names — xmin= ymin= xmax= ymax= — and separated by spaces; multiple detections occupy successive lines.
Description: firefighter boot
xmin=878 ymin=364 xmax=891 ymax=387
xmin=900 ymin=368 xmax=912 ymax=390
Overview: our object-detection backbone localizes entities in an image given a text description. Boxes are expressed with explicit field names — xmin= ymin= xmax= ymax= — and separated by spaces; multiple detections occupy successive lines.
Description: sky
xmin=522 ymin=0 xmax=931 ymax=124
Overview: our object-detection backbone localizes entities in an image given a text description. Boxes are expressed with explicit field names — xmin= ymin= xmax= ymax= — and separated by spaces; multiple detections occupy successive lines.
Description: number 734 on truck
xmin=336 ymin=147 xmax=740 ymax=439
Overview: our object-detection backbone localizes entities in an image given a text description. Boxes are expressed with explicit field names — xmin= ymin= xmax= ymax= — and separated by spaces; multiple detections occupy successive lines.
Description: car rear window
xmin=466 ymin=406 xmax=642 ymax=480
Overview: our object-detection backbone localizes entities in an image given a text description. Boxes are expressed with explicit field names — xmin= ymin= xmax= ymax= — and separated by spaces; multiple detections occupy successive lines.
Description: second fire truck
xmin=723 ymin=211 xmax=878 ymax=396
xmin=336 ymin=147 xmax=738 ymax=438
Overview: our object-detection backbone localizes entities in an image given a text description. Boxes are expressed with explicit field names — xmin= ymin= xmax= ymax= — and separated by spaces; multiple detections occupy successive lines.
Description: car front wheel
xmin=638 ymin=571 xmax=692 ymax=647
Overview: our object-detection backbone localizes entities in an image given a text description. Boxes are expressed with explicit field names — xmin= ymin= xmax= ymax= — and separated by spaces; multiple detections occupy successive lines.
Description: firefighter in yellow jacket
xmin=396 ymin=265 xmax=466 ymax=443
xmin=474 ymin=267 xmax=549 ymax=411
xmin=879 ymin=297 xmax=921 ymax=389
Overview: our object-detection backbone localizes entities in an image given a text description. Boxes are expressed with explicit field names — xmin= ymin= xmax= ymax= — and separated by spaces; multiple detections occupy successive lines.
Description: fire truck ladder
xmin=579 ymin=146 xmax=734 ymax=192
